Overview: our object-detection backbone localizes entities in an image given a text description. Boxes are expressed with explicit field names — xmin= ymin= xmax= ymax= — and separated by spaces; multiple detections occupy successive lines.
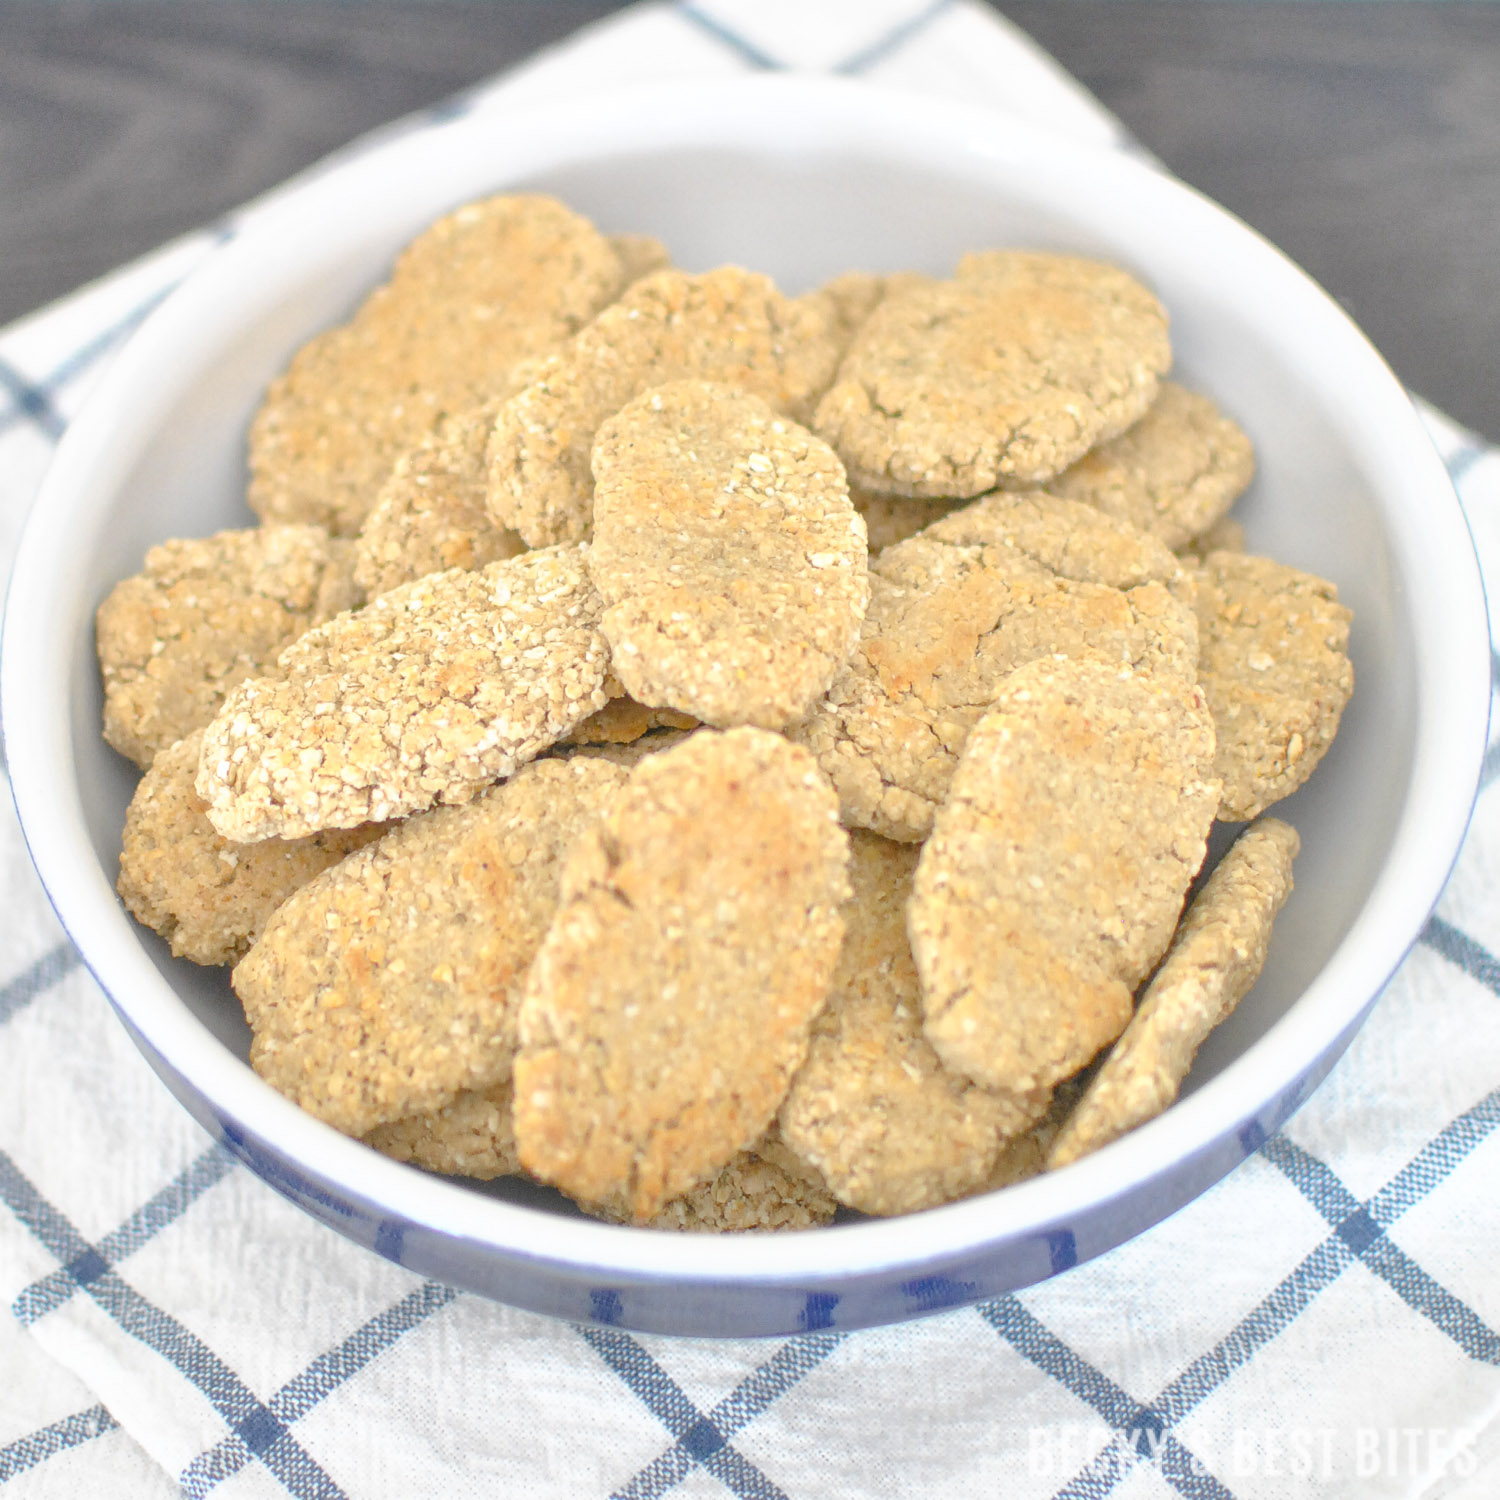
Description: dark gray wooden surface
xmin=3 ymin=2 xmax=1499 ymax=439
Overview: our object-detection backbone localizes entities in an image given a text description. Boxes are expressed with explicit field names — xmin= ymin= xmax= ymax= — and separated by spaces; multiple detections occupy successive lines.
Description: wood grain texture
xmin=1 ymin=2 xmax=1498 ymax=439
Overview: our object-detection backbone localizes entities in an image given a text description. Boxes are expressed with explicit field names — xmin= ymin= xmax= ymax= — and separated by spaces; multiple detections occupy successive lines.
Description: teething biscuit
xmin=910 ymin=656 xmax=1220 ymax=1094
xmin=513 ymin=728 xmax=849 ymax=1221
xmin=590 ymin=381 xmax=868 ymax=729
xmin=197 ymin=545 xmax=611 ymax=841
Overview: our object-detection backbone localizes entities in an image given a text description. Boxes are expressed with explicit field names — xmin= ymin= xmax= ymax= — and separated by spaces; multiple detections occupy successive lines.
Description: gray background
xmin=3 ymin=2 xmax=1498 ymax=439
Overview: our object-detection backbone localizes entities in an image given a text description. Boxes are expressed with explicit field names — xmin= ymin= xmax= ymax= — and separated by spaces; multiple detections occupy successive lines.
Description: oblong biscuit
xmin=249 ymin=194 xmax=626 ymax=535
xmin=1048 ymin=817 xmax=1299 ymax=1167
xmin=910 ymin=655 xmax=1221 ymax=1094
xmin=814 ymin=251 xmax=1170 ymax=498
xmin=1191 ymin=551 xmax=1353 ymax=820
xmin=590 ymin=380 xmax=869 ymax=729
xmin=513 ymin=727 xmax=850 ymax=1221
xmin=234 ymin=755 xmax=628 ymax=1138
xmin=197 ymin=545 xmax=612 ymax=841
xmin=486 ymin=267 xmax=844 ymax=547
xmin=779 ymin=831 xmax=1050 ymax=1216
xmin=97 ymin=525 xmax=361 ymax=769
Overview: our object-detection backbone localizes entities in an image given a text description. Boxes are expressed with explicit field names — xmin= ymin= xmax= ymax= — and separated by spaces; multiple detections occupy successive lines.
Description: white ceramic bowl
xmin=3 ymin=76 xmax=1489 ymax=1337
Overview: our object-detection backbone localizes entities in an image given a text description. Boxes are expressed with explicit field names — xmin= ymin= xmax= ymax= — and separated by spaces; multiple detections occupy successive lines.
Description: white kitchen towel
xmin=2 ymin=4 xmax=1498 ymax=1497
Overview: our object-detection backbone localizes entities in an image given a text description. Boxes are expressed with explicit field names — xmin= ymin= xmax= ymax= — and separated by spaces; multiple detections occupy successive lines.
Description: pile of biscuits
xmin=100 ymin=194 xmax=1354 ymax=1231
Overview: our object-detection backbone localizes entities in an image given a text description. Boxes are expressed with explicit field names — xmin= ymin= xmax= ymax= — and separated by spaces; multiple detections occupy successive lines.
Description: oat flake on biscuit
xmin=787 ymin=492 xmax=1198 ymax=841
xmin=1190 ymin=551 xmax=1353 ymax=820
xmin=590 ymin=380 xmax=869 ymax=729
xmin=1046 ymin=381 xmax=1255 ymax=550
xmin=97 ymin=525 xmax=361 ymax=770
xmin=513 ymin=727 xmax=850 ymax=1223
xmin=1048 ymin=818 xmax=1299 ymax=1168
xmin=249 ymin=194 xmax=627 ymax=536
xmin=486 ymin=266 xmax=844 ymax=547
xmin=814 ymin=250 xmax=1170 ymax=499
xmin=117 ymin=729 xmax=384 ymax=967
xmin=197 ymin=544 xmax=612 ymax=842
xmin=779 ymin=831 xmax=1050 ymax=1217
xmin=354 ymin=398 xmax=525 ymax=598
xmin=234 ymin=755 xmax=628 ymax=1139
xmin=910 ymin=655 xmax=1221 ymax=1096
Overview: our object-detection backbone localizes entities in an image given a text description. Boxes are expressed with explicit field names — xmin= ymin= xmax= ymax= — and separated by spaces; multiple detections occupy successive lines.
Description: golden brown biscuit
xmin=366 ymin=1080 xmax=520 ymax=1180
xmin=1191 ymin=552 xmax=1353 ymax=820
xmin=607 ymin=232 xmax=672 ymax=284
xmin=97 ymin=526 xmax=361 ymax=769
xmin=787 ymin=493 xmax=1198 ymax=840
xmin=1046 ymin=382 xmax=1255 ymax=549
xmin=589 ymin=381 xmax=869 ymax=729
xmin=1177 ymin=515 xmax=1247 ymax=562
xmin=815 ymin=252 xmax=1170 ymax=498
xmin=234 ymin=755 xmax=628 ymax=1138
xmin=910 ymin=656 xmax=1221 ymax=1094
xmin=249 ymin=194 xmax=626 ymax=535
xmin=486 ymin=267 xmax=844 ymax=546
xmin=1048 ymin=818 xmax=1299 ymax=1167
xmin=853 ymin=489 xmax=959 ymax=554
xmin=513 ymin=728 xmax=850 ymax=1221
xmin=779 ymin=832 xmax=1050 ymax=1216
xmin=197 ymin=545 xmax=612 ymax=841
xmin=354 ymin=400 xmax=525 ymax=597
xmin=558 ymin=695 xmax=698 ymax=748
xmin=117 ymin=729 xmax=382 ymax=966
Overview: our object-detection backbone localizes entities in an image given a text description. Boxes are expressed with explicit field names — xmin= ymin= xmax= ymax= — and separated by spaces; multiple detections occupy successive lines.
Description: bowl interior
xmin=15 ymin=81 xmax=1479 ymax=1310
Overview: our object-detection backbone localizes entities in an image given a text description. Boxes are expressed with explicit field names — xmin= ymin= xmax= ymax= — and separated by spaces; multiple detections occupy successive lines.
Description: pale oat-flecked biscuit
xmin=513 ymin=728 xmax=850 ymax=1222
xmin=97 ymin=526 xmax=361 ymax=769
xmin=249 ymin=194 xmax=626 ymax=535
xmin=1191 ymin=551 xmax=1353 ymax=820
xmin=117 ymin=729 xmax=383 ymax=967
xmin=588 ymin=1134 xmax=839 ymax=1232
xmin=590 ymin=381 xmax=869 ymax=729
xmin=486 ymin=267 xmax=844 ymax=547
xmin=779 ymin=831 xmax=1050 ymax=1216
xmin=197 ymin=545 xmax=612 ymax=841
xmin=234 ymin=755 xmax=628 ymax=1138
xmin=814 ymin=251 xmax=1170 ymax=499
xmin=1177 ymin=515 xmax=1247 ymax=562
xmin=354 ymin=400 xmax=525 ymax=597
xmin=1045 ymin=382 xmax=1255 ymax=549
xmin=787 ymin=492 xmax=1198 ymax=840
xmin=910 ymin=656 xmax=1221 ymax=1095
xmin=803 ymin=270 xmax=934 ymax=357
xmin=366 ymin=1080 xmax=519 ymax=1180
xmin=981 ymin=1075 xmax=1094 ymax=1190
xmin=853 ymin=488 xmax=960 ymax=554
xmin=1048 ymin=818 xmax=1299 ymax=1168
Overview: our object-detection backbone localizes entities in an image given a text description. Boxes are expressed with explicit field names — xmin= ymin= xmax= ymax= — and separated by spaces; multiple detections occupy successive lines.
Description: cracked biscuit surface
xmin=779 ymin=831 xmax=1050 ymax=1216
xmin=910 ymin=655 xmax=1221 ymax=1095
xmin=117 ymin=728 xmax=383 ymax=966
xmin=513 ymin=728 xmax=850 ymax=1222
xmin=1191 ymin=551 xmax=1353 ymax=820
xmin=235 ymin=755 xmax=628 ymax=1138
xmin=249 ymin=194 xmax=626 ymax=535
xmin=486 ymin=267 xmax=844 ymax=547
xmin=97 ymin=525 xmax=361 ymax=769
xmin=197 ymin=545 xmax=612 ymax=841
xmin=1046 ymin=381 xmax=1255 ymax=549
xmin=590 ymin=381 xmax=869 ymax=729
xmin=814 ymin=251 xmax=1169 ymax=499
xmin=354 ymin=399 xmax=525 ymax=598
xmin=787 ymin=492 xmax=1198 ymax=840
xmin=1048 ymin=817 xmax=1299 ymax=1167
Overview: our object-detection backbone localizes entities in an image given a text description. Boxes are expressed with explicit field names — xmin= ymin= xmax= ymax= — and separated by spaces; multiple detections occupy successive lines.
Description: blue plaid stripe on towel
xmin=3 ymin=3 xmax=1499 ymax=1496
